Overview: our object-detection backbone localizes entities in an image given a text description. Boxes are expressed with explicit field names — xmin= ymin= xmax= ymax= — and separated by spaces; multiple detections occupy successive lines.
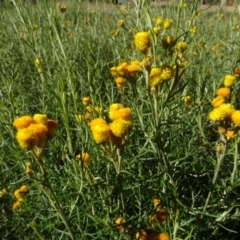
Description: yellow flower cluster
xmin=149 ymin=65 xmax=175 ymax=87
xmin=12 ymin=185 xmax=28 ymax=211
xmin=176 ymin=41 xmax=188 ymax=52
xmin=13 ymin=114 xmax=58 ymax=150
xmin=155 ymin=17 xmax=173 ymax=30
xmin=209 ymin=70 xmax=240 ymax=141
xmin=209 ymin=103 xmax=235 ymax=122
xmin=89 ymin=103 xmax=133 ymax=145
xmin=110 ymin=61 xmax=141 ymax=82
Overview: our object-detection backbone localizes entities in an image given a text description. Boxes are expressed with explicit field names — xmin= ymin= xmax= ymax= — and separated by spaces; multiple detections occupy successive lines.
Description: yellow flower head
xmin=12 ymin=201 xmax=21 ymax=211
xmin=13 ymin=116 xmax=34 ymax=129
xmin=35 ymin=58 xmax=43 ymax=67
xmin=109 ymin=103 xmax=124 ymax=119
xmin=91 ymin=124 xmax=111 ymax=144
xmin=26 ymin=162 xmax=32 ymax=175
xmin=158 ymin=232 xmax=170 ymax=240
xmin=163 ymin=19 xmax=173 ymax=29
xmin=156 ymin=17 xmax=164 ymax=26
xmin=115 ymin=217 xmax=126 ymax=231
xmin=116 ymin=62 xmax=128 ymax=77
xmin=226 ymin=129 xmax=236 ymax=140
xmin=176 ymin=41 xmax=188 ymax=52
xmin=162 ymin=35 xmax=175 ymax=49
xmin=125 ymin=61 xmax=141 ymax=79
xmin=153 ymin=198 xmax=161 ymax=207
xmin=190 ymin=26 xmax=197 ymax=34
xmin=224 ymin=75 xmax=236 ymax=87
xmin=153 ymin=27 xmax=160 ymax=36
xmin=118 ymin=19 xmax=124 ymax=27
xmin=149 ymin=65 xmax=174 ymax=87
xmin=82 ymin=97 xmax=92 ymax=106
xmin=0 ymin=188 xmax=7 ymax=198
xmin=216 ymin=88 xmax=231 ymax=98
xmin=19 ymin=185 xmax=28 ymax=193
xmin=134 ymin=32 xmax=152 ymax=54
xmin=110 ymin=119 xmax=132 ymax=138
xmin=89 ymin=118 xmax=108 ymax=129
xmin=231 ymin=110 xmax=240 ymax=126
xmin=14 ymin=185 xmax=28 ymax=201
xmin=211 ymin=96 xmax=225 ymax=108
xmin=209 ymin=103 xmax=235 ymax=122
xmin=76 ymin=152 xmax=91 ymax=167
xmin=183 ymin=96 xmax=191 ymax=104
xmin=33 ymin=114 xmax=48 ymax=125
xmin=115 ymin=77 xmax=125 ymax=87
xmin=16 ymin=128 xmax=35 ymax=150
xmin=89 ymin=118 xmax=111 ymax=144
xmin=109 ymin=107 xmax=132 ymax=121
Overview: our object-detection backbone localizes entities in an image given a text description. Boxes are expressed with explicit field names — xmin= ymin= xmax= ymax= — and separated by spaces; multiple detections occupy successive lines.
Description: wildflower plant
xmin=1 ymin=0 xmax=240 ymax=240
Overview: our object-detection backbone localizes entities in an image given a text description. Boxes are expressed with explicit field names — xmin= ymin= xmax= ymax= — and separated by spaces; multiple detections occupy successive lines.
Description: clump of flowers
xmin=12 ymin=185 xmax=28 ymax=211
xmin=209 ymin=103 xmax=235 ymax=122
xmin=13 ymin=114 xmax=58 ymax=156
xmin=110 ymin=60 xmax=141 ymax=83
xmin=209 ymin=71 xmax=240 ymax=141
xmin=89 ymin=103 xmax=133 ymax=147
xmin=149 ymin=65 xmax=175 ymax=87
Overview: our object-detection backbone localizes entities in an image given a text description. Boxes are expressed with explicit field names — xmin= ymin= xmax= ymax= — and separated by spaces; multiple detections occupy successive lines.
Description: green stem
xmin=230 ymin=138 xmax=238 ymax=185
xmin=203 ymin=133 xmax=227 ymax=213
xmin=35 ymin=154 xmax=75 ymax=240
xmin=116 ymin=148 xmax=125 ymax=211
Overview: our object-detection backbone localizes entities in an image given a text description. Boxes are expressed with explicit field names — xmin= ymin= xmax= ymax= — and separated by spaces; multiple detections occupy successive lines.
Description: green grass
xmin=1 ymin=0 xmax=240 ymax=239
